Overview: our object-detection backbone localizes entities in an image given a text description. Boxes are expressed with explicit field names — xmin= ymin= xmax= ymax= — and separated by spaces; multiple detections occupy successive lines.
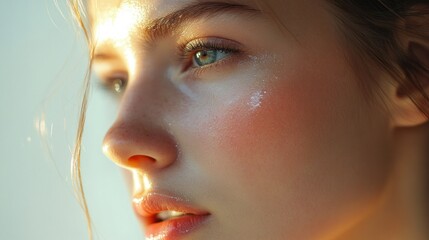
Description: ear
xmin=390 ymin=5 xmax=429 ymax=128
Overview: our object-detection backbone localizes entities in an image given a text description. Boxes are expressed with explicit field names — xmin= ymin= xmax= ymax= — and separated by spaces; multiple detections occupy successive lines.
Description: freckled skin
xmin=94 ymin=0 xmax=409 ymax=239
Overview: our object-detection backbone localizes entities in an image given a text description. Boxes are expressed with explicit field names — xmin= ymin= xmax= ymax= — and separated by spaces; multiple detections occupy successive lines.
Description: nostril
xmin=129 ymin=155 xmax=156 ymax=163
xmin=114 ymin=155 xmax=159 ymax=171
xmin=128 ymin=155 xmax=157 ymax=168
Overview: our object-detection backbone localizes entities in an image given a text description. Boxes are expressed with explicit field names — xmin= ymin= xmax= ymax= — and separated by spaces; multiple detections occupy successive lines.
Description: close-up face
xmin=91 ymin=0 xmax=401 ymax=239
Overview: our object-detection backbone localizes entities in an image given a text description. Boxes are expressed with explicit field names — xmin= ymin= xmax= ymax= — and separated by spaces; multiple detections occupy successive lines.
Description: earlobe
xmin=390 ymin=6 xmax=429 ymax=128
xmin=390 ymin=89 xmax=428 ymax=128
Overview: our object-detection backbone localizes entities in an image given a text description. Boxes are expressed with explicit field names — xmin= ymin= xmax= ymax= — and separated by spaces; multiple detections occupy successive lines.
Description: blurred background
xmin=0 ymin=1 xmax=143 ymax=239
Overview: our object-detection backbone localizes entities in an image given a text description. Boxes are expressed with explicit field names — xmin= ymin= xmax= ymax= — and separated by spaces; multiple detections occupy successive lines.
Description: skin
xmin=91 ymin=0 xmax=429 ymax=239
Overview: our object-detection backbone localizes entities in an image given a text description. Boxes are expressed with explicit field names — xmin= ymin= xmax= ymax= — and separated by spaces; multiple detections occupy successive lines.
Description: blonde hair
xmin=68 ymin=0 xmax=94 ymax=239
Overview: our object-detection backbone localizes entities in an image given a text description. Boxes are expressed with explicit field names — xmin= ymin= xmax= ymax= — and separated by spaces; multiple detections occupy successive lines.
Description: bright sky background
xmin=0 ymin=1 xmax=143 ymax=239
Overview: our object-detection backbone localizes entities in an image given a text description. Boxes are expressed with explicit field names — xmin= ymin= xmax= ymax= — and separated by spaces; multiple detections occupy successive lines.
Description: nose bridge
xmin=120 ymin=64 xmax=169 ymax=121
xmin=102 ymin=65 xmax=178 ymax=172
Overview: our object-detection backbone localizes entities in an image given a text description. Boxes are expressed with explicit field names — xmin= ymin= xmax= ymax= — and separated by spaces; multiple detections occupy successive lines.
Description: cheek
xmin=199 ymin=68 xmax=347 ymax=179
xmin=181 ymin=60 xmax=393 ymax=237
xmin=212 ymin=87 xmax=311 ymax=169
xmin=218 ymin=68 xmax=389 ymax=189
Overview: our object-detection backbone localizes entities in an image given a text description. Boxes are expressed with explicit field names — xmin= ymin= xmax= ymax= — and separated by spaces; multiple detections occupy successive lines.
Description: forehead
xmin=88 ymin=0 xmax=331 ymax=55
xmin=89 ymin=0 xmax=259 ymax=24
xmin=88 ymin=0 xmax=266 ymax=51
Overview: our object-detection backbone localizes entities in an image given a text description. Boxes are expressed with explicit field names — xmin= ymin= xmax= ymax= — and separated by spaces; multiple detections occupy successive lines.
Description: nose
xmin=103 ymin=120 xmax=178 ymax=172
xmin=102 ymin=72 xmax=178 ymax=172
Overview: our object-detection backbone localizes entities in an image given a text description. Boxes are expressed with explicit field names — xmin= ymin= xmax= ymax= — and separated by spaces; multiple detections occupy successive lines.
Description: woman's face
xmin=94 ymin=0 xmax=395 ymax=239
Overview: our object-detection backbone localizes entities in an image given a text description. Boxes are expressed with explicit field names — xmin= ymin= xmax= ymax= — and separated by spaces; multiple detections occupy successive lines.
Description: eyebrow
xmin=142 ymin=1 xmax=260 ymax=42
xmin=94 ymin=1 xmax=260 ymax=60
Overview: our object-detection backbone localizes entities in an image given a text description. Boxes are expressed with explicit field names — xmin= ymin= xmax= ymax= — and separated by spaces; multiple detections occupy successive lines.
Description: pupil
xmin=200 ymin=51 xmax=208 ymax=58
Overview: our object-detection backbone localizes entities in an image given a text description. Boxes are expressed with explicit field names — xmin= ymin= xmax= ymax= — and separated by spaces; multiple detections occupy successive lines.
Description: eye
xmin=192 ymin=49 xmax=230 ymax=67
xmin=179 ymin=38 xmax=241 ymax=72
xmin=98 ymin=77 xmax=127 ymax=96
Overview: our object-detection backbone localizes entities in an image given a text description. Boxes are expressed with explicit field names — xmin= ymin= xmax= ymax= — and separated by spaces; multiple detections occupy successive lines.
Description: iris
xmin=193 ymin=49 xmax=228 ymax=67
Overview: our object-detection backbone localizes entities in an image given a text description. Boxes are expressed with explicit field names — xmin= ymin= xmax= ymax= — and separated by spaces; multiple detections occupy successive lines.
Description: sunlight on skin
xmin=143 ymin=173 xmax=153 ymax=193
xmin=93 ymin=1 xmax=142 ymax=76
xmin=94 ymin=4 xmax=138 ymax=41
xmin=132 ymin=170 xmax=153 ymax=195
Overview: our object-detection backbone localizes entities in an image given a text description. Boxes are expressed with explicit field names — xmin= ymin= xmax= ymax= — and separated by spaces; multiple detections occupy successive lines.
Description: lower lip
xmin=144 ymin=215 xmax=209 ymax=240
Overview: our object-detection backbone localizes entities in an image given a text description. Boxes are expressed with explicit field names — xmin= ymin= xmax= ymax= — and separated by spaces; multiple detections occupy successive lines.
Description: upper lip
xmin=133 ymin=191 xmax=210 ymax=224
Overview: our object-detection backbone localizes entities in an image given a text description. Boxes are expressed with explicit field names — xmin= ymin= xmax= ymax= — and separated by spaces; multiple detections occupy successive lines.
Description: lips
xmin=133 ymin=192 xmax=210 ymax=240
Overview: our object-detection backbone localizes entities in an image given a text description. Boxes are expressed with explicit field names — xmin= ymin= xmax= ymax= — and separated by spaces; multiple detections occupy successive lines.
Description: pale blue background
xmin=0 ymin=1 xmax=143 ymax=239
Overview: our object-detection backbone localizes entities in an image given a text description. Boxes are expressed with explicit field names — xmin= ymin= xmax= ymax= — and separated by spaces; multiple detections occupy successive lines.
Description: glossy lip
xmin=133 ymin=192 xmax=210 ymax=240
